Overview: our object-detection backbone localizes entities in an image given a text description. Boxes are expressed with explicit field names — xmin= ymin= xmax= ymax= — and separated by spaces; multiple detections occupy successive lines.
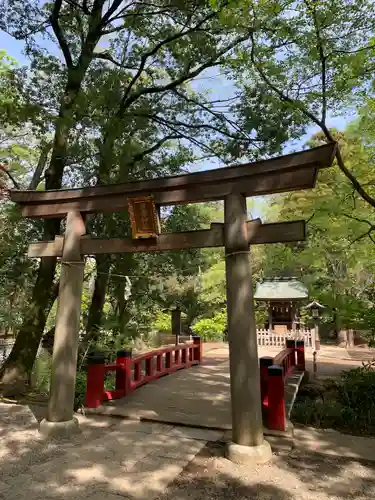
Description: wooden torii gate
xmin=10 ymin=142 xmax=336 ymax=464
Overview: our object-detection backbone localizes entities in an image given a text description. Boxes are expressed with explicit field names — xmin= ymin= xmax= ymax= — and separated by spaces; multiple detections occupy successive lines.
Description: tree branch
xmin=121 ymin=32 xmax=249 ymax=113
xmin=331 ymin=43 xmax=375 ymax=55
xmin=103 ymin=9 xmax=171 ymax=33
xmin=350 ymin=228 xmax=374 ymax=245
xmin=64 ymin=0 xmax=88 ymax=13
xmin=92 ymin=51 xmax=134 ymax=68
xmin=101 ymin=0 xmax=129 ymax=27
xmin=172 ymin=88 xmax=250 ymax=140
xmin=133 ymin=111 xmax=252 ymax=143
xmin=342 ymin=213 xmax=375 ymax=245
xmin=119 ymin=6 xmax=229 ymax=110
xmin=304 ymin=0 xmax=328 ymax=124
xmin=342 ymin=213 xmax=375 ymax=227
xmin=0 ymin=164 xmax=20 ymax=189
xmin=28 ymin=142 xmax=52 ymax=190
xmin=250 ymin=32 xmax=375 ymax=210
xmin=334 ymin=147 xmax=375 ymax=209
xmin=134 ymin=114 xmax=224 ymax=159
xmin=50 ymin=0 xmax=73 ymax=68
xmin=250 ymin=32 xmax=321 ymax=128
xmin=126 ymin=135 xmax=181 ymax=166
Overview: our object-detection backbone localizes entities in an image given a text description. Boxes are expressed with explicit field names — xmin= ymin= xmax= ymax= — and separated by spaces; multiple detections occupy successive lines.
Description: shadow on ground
xmin=1 ymin=344 xmax=374 ymax=500
xmin=1 ymin=401 xmax=375 ymax=500
xmin=156 ymin=441 xmax=375 ymax=500
xmin=99 ymin=356 xmax=232 ymax=428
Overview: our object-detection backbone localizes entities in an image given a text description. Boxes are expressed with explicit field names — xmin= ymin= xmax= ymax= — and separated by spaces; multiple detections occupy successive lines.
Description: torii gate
xmin=10 ymin=142 xmax=336 ymax=464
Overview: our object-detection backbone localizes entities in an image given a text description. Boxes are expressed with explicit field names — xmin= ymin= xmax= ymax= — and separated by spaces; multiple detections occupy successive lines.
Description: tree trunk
xmin=83 ymin=256 xmax=110 ymax=347
xmin=28 ymin=142 xmax=52 ymax=190
xmin=0 ymin=2 xmax=108 ymax=392
xmin=0 ymin=257 xmax=60 ymax=394
xmin=0 ymin=72 xmax=87 ymax=392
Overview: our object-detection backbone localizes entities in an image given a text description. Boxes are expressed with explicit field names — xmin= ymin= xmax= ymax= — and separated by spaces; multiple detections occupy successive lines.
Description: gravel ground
xmin=156 ymin=442 xmax=375 ymax=500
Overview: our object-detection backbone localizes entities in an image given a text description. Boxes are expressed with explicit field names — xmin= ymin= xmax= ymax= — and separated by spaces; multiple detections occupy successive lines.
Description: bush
xmin=192 ymin=311 xmax=227 ymax=341
xmin=291 ymin=360 xmax=375 ymax=435
xmin=74 ymin=369 xmax=87 ymax=411
xmin=152 ymin=311 xmax=171 ymax=333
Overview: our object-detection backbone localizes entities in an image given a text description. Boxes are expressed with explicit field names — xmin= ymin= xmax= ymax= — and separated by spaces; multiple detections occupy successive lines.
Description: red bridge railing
xmin=85 ymin=336 xmax=202 ymax=409
xmin=260 ymin=339 xmax=306 ymax=432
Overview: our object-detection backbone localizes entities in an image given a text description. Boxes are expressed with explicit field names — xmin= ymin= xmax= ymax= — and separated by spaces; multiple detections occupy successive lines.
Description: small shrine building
xmin=254 ymin=277 xmax=308 ymax=332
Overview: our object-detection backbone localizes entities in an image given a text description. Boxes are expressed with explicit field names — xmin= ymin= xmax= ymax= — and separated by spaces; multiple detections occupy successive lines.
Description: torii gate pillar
xmin=224 ymin=193 xmax=272 ymax=464
xmin=40 ymin=211 xmax=86 ymax=437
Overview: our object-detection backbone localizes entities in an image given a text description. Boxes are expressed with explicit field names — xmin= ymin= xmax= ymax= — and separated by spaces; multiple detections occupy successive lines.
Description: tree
xmin=3 ymin=0 xmax=305 ymax=389
xmin=227 ymin=0 xmax=375 ymax=208
xmin=0 ymin=51 xmax=51 ymax=342
xmin=0 ymin=0 xmax=250 ymax=388
xmin=263 ymin=127 xmax=375 ymax=337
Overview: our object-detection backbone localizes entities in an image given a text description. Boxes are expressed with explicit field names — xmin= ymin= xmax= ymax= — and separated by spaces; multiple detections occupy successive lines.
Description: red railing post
xmin=134 ymin=361 xmax=142 ymax=382
xmin=85 ymin=353 xmax=105 ymax=409
xmin=145 ymin=355 xmax=154 ymax=377
xmin=116 ymin=349 xmax=132 ymax=396
xmin=267 ymin=364 xmax=286 ymax=431
xmin=156 ymin=354 xmax=162 ymax=372
xmin=296 ymin=340 xmax=306 ymax=371
xmin=259 ymin=356 xmax=274 ymax=416
xmin=193 ymin=336 xmax=202 ymax=362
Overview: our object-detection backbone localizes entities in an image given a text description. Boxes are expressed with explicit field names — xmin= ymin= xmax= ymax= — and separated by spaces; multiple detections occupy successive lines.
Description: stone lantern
xmin=305 ymin=300 xmax=324 ymax=350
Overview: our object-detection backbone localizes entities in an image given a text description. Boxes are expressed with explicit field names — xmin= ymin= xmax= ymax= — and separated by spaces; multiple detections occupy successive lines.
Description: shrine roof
xmin=254 ymin=277 xmax=308 ymax=301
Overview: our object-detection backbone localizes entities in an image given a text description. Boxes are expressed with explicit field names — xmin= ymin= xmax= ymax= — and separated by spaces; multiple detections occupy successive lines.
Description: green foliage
xmin=0 ymin=51 xmax=24 ymax=125
xmin=339 ymin=361 xmax=375 ymax=415
xmin=30 ymin=350 xmax=52 ymax=394
xmin=229 ymin=0 xmax=375 ymax=141
xmin=74 ymin=370 xmax=87 ymax=411
xmin=152 ymin=312 xmax=171 ymax=333
xmin=192 ymin=310 xmax=227 ymax=341
xmin=263 ymin=128 xmax=375 ymax=337
xmin=292 ymin=361 xmax=375 ymax=435
xmin=3 ymin=0 xmax=375 ymax=388
xmin=255 ymin=304 xmax=268 ymax=328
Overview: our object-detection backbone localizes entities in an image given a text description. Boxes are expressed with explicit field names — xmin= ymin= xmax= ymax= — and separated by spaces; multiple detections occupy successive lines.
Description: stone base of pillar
xmin=226 ymin=440 xmax=272 ymax=465
xmin=39 ymin=417 xmax=80 ymax=438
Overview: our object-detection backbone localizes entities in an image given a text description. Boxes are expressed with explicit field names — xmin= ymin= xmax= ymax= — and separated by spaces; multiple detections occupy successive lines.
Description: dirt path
xmin=3 ymin=344 xmax=374 ymax=500
xmin=2 ymin=398 xmax=375 ymax=500
xmin=156 ymin=441 xmax=375 ymax=500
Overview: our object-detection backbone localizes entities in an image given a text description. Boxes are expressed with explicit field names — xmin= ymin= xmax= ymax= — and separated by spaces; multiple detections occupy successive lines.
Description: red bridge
xmin=85 ymin=337 xmax=306 ymax=433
